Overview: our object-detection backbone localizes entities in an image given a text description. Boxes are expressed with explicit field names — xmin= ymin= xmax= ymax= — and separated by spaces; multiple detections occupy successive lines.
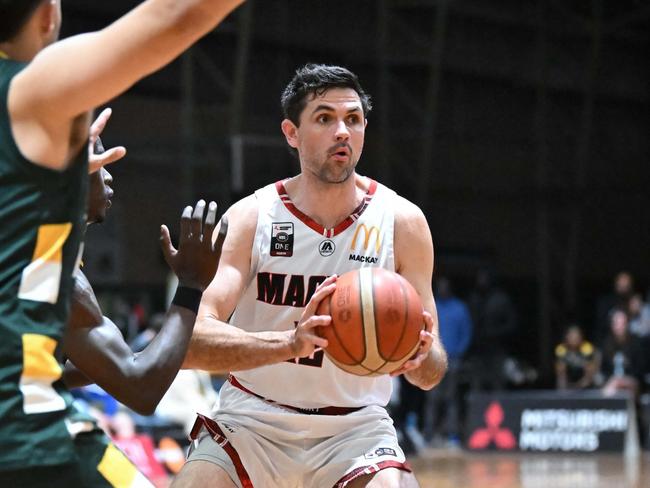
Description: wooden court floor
xmin=409 ymin=449 xmax=650 ymax=488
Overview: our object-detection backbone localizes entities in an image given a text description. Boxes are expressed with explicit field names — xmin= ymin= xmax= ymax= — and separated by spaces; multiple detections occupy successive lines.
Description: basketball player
xmin=0 ymin=0 xmax=243 ymax=483
xmin=173 ymin=64 xmax=448 ymax=488
xmin=56 ymin=138 xmax=227 ymax=487
xmin=63 ymin=137 xmax=227 ymax=415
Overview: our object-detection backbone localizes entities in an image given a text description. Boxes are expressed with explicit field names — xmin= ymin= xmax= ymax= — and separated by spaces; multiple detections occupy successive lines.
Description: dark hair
xmin=0 ymin=0 xmax=45 ymax=42
xmin=281 ymin=64 xmax=372 ymax=126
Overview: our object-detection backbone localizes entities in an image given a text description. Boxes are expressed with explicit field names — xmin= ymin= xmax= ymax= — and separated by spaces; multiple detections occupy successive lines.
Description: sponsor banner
xmin=466 ymin=391 xmax=632 ymax=452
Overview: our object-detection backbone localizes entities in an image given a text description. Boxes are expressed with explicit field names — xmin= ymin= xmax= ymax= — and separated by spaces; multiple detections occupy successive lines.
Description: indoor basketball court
xmin=410 ymin=450 xmax=650 ymax=488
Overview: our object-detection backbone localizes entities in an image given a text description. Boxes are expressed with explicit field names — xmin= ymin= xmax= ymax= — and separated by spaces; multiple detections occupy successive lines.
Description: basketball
xmin=316 ymin=267 xmax=424 ymax=376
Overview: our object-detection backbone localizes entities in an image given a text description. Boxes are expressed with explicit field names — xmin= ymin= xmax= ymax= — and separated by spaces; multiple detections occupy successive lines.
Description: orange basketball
xmin=316 ymin=267 xmax=424 ymax=376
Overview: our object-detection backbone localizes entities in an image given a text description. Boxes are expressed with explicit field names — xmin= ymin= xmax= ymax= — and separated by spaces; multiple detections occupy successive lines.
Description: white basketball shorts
xmin=185 ymin=380 xmax=411 ymax=487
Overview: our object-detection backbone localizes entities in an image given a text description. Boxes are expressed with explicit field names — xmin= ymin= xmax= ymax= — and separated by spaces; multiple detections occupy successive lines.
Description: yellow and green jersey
xmin=0 ymin=58 xmax=88 ymax=470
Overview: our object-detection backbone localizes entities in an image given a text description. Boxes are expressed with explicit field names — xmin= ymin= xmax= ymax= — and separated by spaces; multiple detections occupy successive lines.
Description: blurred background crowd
xmin=70 ymin=267 xmax=650 ymax=482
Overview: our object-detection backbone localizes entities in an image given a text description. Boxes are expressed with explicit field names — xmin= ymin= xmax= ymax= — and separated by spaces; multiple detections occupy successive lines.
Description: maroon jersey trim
xmin=275 ymin=179 xmax=378 ymax=238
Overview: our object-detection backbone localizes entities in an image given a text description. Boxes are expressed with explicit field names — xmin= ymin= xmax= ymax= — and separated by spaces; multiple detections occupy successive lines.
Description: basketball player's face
xmin=286 ymin=88 xmax=366 ymax=184
xmin=87 ymin=167 xmax=114 ymax=225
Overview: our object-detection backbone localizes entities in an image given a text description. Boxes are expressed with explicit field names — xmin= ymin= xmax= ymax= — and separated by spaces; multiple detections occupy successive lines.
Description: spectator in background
xmin=555 ymin=325 xmax=600 ymax=390
xmin=601 ymin=310 xmax=644 ymax=397
xmin=391 ymin=377 xmax=426 ymax=456
xmin=596 ymin=271 xmax=635 ymax=345
xmin=423 ymin=277 xmax=473 ymax=448
xmin=628 ymin=293 xmax=650 ymax=339
xmin=628 ymin=292 xmax=650 ymax=394
xmin=468 ymin=268 xmax=517 ymax=391
xmin=111 ymin=411 xmax=168 ymax=486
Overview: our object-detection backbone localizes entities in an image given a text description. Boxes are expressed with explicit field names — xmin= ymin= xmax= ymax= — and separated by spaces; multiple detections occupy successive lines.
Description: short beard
xmin=317 ymin=164 xmax=355 ymax=184
xmin=310 ymin=150 xmax=357 ymax=184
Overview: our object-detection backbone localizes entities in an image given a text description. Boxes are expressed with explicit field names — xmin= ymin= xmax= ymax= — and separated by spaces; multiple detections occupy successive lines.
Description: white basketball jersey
xmin=230 ymin=177 xmax=396 ymax=409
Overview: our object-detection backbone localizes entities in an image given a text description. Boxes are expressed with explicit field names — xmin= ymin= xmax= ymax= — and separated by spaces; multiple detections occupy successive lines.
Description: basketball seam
xmin=360 ymin=268 xmax=384 ymax=371
xmin=389 ymin=276 xmax=411 ymax=360
xmin=327 ymin=269 xmax=366 ymax=367
xmin=329 ymin=302 xmax=362 ymax=366
xmin=328 ymin=355 xmax=378 ymax=376
xmin=368 ymin=271 xmax=412 ymax=375
xmin=357 ymin=269 xmax=368 ymax=361
xmin=370 ymin=268 xmax=390 ymax=373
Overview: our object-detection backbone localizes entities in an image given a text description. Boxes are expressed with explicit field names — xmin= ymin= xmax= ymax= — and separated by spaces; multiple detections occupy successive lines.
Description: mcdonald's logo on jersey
xmin=350 ymin=224 xmax=382 ymax=253
xmin=349 ymin=224 xmax=381 ymax=264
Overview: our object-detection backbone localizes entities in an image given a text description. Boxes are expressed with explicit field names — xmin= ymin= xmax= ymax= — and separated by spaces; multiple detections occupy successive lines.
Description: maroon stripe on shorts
xmin=190 ymin=414 xmax=254 ymax=488
xmin=333 ymin=460 xmax=412 ymax=488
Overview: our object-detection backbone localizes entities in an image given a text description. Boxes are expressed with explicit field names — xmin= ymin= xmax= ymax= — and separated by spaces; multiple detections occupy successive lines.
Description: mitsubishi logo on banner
xmin=468 ymin=402 xmax=517 ymax=450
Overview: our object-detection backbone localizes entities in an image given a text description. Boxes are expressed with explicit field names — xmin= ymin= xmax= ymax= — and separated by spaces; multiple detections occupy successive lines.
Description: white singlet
xmin=230 ymin=176 xmax=396 ymax=409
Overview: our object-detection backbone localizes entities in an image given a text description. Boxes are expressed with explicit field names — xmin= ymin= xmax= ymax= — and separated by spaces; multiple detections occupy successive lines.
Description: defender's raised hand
xmin=88 ymin=108 xmax=127 ymax=174
xmin=160 ymin=200 xmax=228 ymax=291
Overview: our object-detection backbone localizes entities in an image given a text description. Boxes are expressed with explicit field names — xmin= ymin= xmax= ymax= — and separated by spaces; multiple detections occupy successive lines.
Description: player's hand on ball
xmin=160 ymin=200 xmax=228 ymax=291
xmin=289 ymin=275 xmax=337 ymax=358
xmin=389 ymin=311 xmax=435 ymax=377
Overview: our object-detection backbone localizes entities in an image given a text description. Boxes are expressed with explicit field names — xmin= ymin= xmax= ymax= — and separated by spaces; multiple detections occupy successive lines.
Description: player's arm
xmin=183 ymin=195 xmax=334 ymax=373
xmin=63 ymin=201 xmax=226 ymax=415
xmin=390 ymin=197 xmax=447 ymax=390
xmin=9 ymin=0 xmax=244 ymax=170
xmin=62 ymin=363 xmax=92 ymax=389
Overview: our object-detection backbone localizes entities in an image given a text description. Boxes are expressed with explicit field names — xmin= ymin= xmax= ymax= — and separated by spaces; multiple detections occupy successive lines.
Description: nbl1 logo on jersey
xmin=271 ymin=222 xmax=294 ymax=257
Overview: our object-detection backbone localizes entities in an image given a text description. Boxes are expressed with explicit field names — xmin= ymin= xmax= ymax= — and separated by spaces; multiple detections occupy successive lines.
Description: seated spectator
xmin=601 ymin=310 xmax=645 ymax=397
xmin=554 ymin=325 xmax=600 ymax=390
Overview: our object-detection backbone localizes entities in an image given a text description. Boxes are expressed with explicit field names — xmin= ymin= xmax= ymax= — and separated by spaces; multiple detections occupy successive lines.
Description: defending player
xmin=57 ymin=137 xmax=227 ymax=487
xmin=0 ymin=0 xmax=243 ymax=483
xmin=174 ymin=64 xmax=448 ymax=488
xmin=63 ymin=138 xmax=227 ymax=414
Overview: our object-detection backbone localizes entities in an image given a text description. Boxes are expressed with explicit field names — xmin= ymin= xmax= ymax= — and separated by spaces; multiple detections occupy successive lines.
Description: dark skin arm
xmin=63 ymin=360 xmax=93 ymax=389
xmin=62 ymin=200 xmax=227 ymax=415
